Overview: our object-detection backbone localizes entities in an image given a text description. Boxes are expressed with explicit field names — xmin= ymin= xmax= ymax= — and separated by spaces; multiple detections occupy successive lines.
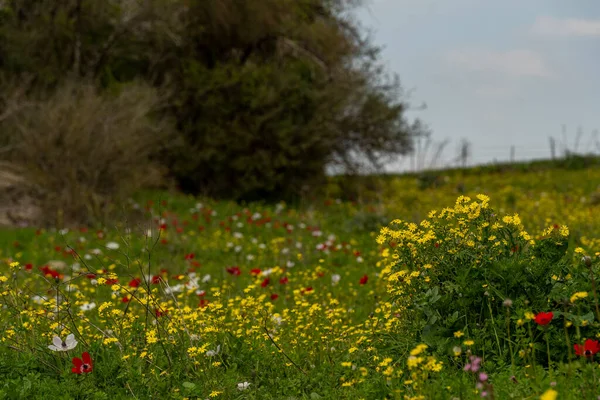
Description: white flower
xmin=80 ymin=302 xmax=96 ymax=311
xmin=59 ymin=228 xmax=69 ymax=235
xmin=286 ymin=261 xmax=295 ymax=268
xmin=312 ymin=230 xmax=322 ymax=237
xmin=202 ymin=274 xmax=211 ymax=283
xmin=206 ymin=345 xmax=221 ymax=357
xmin=48 ymin=334 xmax=78 ymax=351
xmin=233 ymin=232 xmax=243 ymax=239
xmin=331 ymin=274 xmax=341 ymax=285
xmin=165 ymin=284 xmax=184 ymax=294
xmin=237 ymin=382 xmax=251 ymax=391
xmin=90 ymin=248 xmax=102 ymax=255
xmin=246 ymin=254 xmax=255 ymax=261
xmin=84 ymin=254 xmax=92 ymax=260
xmin=234 ymin=245 xmax=242 ymax=253
xmin=106 ymin=242 xmax=120 ymax=250
xmin=356 ymin=256 xmax=363 ymax=263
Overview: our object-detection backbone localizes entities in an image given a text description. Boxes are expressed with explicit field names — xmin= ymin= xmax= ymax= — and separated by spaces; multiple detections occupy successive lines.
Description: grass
xmin=1 ymin=163 xmax=600 ymax=399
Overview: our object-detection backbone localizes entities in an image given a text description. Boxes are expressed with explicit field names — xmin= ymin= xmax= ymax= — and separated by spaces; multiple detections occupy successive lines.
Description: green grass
xmin=1 ymin=163 xmax=600 ymax=399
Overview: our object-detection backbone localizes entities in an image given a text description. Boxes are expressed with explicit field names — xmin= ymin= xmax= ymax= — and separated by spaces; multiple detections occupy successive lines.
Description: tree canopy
xmin=0 ymin=0 xmax=422 ymax=200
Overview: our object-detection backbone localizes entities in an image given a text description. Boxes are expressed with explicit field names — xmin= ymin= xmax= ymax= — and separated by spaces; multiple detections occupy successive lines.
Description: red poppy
xmin=185 ymin=253 xmax=195 ymax=260
xmin=534 ymin=312 xmax=554 ymax=326
xmin=40 ymin=265 xmax=61 ymax=279
xmin=25 ymin=263 xmax=33 ymax=271
xmin=199 ymin=299 xmax=210 ymax=308
xmin=155 ymin=308 xmax=167 ymax=318
xmin=71 ymin=352 xmax=93 ymax=374
xmin=150 ymin=275 xmax=162 ymax=284
xmin=129 ymin=278 xmax=142 ymax=288
xmin=226 ymin=266 xmax=241 ymax=276
xmin=86 ymin=273 xmax=96 ymax=280
xmin=250 ymin=268 xmax=261 ymax=276
xmin=261 ymin=278 xmax=270 ymax=288
xmin=359 ymin=275 xmax=369 ymax=285
xmin=270 ymin=293 xmax=279 ymax=301
xmin=105 ymin=278 xmax=118 ymax=285
xmin=574 ymin=339 xmax=600 ymax=357
xmin=279 ymin=276 xmax=289 ymax=285
xmin=121 ymin=296 xmax=130 ymax=303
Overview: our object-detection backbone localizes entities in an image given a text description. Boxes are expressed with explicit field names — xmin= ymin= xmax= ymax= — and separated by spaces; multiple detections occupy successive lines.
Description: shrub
xmin=0 ymin=80 xmax=174 ymax=227
xmin=378 ymin=195 xmax=572 ymax=364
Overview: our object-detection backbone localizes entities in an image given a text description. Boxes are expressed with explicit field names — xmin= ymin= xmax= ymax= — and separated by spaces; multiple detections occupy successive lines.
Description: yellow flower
xmin=463 ymin=340 xmax=474 ymax=346
xmin=454 ymin=330 xmax=464 ymax=338
xmin=410 ymin=344 xmax=428 ymax=356
xmin=209 ymin=391 xmax=222 ymax=397
xmin=570 ymin=292 xmax=588 ymax=303
xmin=0 ymin=276 xmax=8 ymax=283
xmin=540 ymin=388 xmax=558 ymax=400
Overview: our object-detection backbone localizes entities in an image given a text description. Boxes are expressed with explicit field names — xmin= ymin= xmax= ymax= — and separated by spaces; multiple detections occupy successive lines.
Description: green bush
xmin=378 ymin=195 xmax=572 ymax=365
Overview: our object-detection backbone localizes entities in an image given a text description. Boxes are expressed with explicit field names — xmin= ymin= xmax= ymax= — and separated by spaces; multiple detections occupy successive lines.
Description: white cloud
xmin=531 ymin=16 xmax=600 ymax=37
xmin=445 ymin=49 xmax=553 ymax=78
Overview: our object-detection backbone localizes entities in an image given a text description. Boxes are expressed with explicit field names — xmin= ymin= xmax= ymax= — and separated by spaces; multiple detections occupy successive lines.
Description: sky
xmin=355 ymin=0 xmax=600 ymax=171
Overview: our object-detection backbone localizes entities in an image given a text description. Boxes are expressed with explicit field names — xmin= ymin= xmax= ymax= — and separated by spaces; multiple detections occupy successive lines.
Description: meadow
xmin=1 ymin=162 xmax=600 ymax=399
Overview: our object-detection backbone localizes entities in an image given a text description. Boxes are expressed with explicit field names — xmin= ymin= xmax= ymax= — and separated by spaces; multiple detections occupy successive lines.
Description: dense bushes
xmin=0 ymin=80 xmax=172 ymax=226
xmin=0 ymin=0 xmax=418 ymax=208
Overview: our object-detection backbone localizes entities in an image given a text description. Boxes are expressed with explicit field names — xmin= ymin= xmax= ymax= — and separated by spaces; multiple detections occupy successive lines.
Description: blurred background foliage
xmin=0 ymin=0 xmax=422 ymax=226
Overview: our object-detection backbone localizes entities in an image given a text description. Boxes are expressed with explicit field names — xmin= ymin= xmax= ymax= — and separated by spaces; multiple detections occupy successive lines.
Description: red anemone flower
xmin=261 ymin=278 xmax=270 ymax=288
xmin=129 ymin=278 xmax=142 ymax=288
xmin=534 ymin=312 xmax=554 ymax=326
xmin=226 ymin=266 xmax=241 ymax=276
xmin=71 ymin=352 xmax=93 ymax=374
xmin=270 ymin=293 xmax=279 ymax=301
xmin=250 ymin=268 xmax=262 ymax=276
xmin=359 ymin=274 xmax=369 ymax=285
xmin=574 ymin=339 xmax=600 ymax=357
xmin=279 ymin=276 xmax=289 ymax=285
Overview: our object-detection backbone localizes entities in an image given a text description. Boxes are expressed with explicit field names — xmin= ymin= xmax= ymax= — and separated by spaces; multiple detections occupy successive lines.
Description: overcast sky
xmin=356 ymin=0 xmax=600 ymax=170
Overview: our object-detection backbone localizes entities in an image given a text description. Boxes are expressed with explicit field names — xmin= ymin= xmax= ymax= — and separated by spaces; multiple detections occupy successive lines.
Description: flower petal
xmin=52 ymin=336 xmax=63 ymax=349
xmin=82 ymin=352 xmax=92 ymax=365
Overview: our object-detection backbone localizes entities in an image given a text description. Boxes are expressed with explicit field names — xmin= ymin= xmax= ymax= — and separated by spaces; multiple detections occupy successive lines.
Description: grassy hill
xmin=1 ymin=161 xmax=600 ymax=399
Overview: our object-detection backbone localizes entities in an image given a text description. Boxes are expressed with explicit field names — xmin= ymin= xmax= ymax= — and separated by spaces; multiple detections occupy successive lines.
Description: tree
xmin=0 ymin=0 xmax=420 ymax=201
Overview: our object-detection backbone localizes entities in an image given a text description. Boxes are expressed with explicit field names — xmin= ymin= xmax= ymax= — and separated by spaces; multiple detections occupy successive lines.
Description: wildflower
xmin=464 ymin=340 xmax=474 ymax=346
xmin=534 ymin=312 xmax=553 ymax=326
xmin=463 ymin=355 xmax=481 ymax=372
xmin=331 ymin=274 xmax=341 ymax=285
xmin=105 ymin=242 xmax=120 ymax=250
xmin=71 ymin=352 xmax=93 ymax=374
xmin=206 ymin=345 xmax=221 ymax=357
xmin=80 ymin=302 xmax=96 ymax=312
xmin=502 ymin=298 xmax=513 ymax=308
xmin=410 ymin=344 xmax=428 ymax=356
xmin=570 ymin=292 xmax=588 ymax=303
xmin=574 ymin=339 xmax=600 ymax=357
xmin=279 ymin=276 xmax=289 ymax=285
xmin=226 ymin=266 xmax=241 ymax=276
xmin=454 ymin=330 xmax=464 ymax=338
xmin=48 ymin=334 xmax=78 ymax=351
xmin=539 ymin=388 xmax=558 ymax=400
xmin=237 ymin=382 xmax=251 ymax=391
xmin=359 ymin=275 xmax=368 ymax=285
